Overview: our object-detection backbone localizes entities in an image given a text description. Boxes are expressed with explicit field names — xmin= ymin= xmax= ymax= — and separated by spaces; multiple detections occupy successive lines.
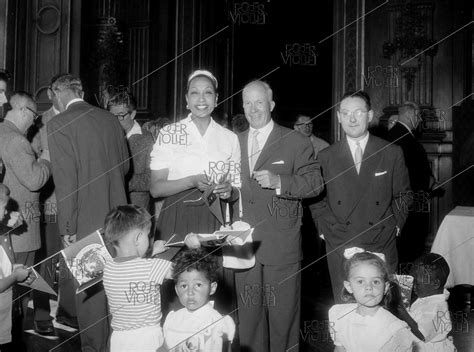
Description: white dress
xmin=329 ymin=303 xmax=416 ymax=351
xmin=163 ymin=302 xmax=235 ymax=352
xmin=409 ymin=290 xmax=456 ymax=351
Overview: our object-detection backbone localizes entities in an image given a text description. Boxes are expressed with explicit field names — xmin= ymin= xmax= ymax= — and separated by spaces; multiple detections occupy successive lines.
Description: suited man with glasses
xmin=0 ymin=92 xmax=51 ymax=343
xmin=314 ymin=91 xmax=411 ymax=302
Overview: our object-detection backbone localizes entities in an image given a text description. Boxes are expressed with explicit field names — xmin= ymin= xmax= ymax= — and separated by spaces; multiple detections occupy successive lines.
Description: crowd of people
xmin=0 ymin=69 xmax=456 ymax=352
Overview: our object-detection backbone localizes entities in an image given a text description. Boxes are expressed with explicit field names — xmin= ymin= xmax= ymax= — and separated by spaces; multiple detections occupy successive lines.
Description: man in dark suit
xmin=315 ymin=91 xmax=411 ymax=302
xmin=386 ymin=102 xmax=433 ymax=263
xmin=234 ymin=80 xmax=323 ymax=352
xmin=48 ymin=74 xmax=129 ymax=351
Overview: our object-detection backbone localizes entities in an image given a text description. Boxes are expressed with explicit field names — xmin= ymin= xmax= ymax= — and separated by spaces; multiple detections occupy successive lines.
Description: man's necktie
xmin=354 ymin=142 xmax=362 ymax=174
xmin=250 ymin=130 xmax=260 ymax=175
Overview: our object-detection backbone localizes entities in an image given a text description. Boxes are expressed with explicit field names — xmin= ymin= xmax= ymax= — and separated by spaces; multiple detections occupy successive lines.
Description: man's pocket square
xmin=375 ymin=171 xmax=387 ymax=176
xmin=272 ymin=160 xmax=285 ymax=165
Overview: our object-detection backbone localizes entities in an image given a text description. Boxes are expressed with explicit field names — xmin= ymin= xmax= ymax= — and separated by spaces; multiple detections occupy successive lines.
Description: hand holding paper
xmin=152 ymin=240 xmax=168 ymax=255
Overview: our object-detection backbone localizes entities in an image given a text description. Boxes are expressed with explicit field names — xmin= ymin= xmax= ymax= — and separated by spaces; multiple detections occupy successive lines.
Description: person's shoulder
xmin=378 ymin=307 xmax=408 ymax=328
xmin=370 ymin=134 xmax=402 ymax=153
xmin=329 ymin=303 xmax=358 ymax=320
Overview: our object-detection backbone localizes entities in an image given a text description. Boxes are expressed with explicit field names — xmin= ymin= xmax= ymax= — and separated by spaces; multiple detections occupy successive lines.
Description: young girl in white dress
xmin=409 ymin=253 xmax=456 ymax=351
xmin=329 ymin=248 xmax=416 ymax=351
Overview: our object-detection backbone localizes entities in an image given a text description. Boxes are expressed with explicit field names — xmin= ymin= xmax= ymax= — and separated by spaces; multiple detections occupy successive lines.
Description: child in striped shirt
xmin=103 ymin=205 xmax=172 ymax=352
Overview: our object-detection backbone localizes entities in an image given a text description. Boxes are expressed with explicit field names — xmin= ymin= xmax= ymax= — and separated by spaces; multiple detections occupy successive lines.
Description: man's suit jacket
xmin=315 ymin=134 xmax=411 ymax=265
xmin=0 ymin=120 xmax=51 ymax=252
xmin=48 ymin=101 xmax=129 ymax=239
xmin=238 ymin=123 xmax=323 ymax=265
xmin=386 ymin=122 xmax=431 ymax=191
xmin=31 ymin=107 xmax=58 ymax=216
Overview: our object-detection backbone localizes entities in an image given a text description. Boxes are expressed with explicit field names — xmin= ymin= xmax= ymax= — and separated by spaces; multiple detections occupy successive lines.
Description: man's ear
xmin=337 ymin=111 xmax=342 ymax=124
xmin=367 ymin=110 xmax=374 ymax=123
xmin=343 ymin=281 xmax=353 ymax=294
xmin=270 ymin=100 xmax=276 ymax=112
xmin=215 ymin=93 xmax=219 ymax=105
xmin=210 ymin=281 xmax=217 ymax=295
xmin=130 ymin=110 xmax=137 ymax=120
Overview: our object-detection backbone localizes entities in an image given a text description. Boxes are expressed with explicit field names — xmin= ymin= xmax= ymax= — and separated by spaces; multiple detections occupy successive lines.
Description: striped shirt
xmin=103 ymin=256 xmax=171 ymax=331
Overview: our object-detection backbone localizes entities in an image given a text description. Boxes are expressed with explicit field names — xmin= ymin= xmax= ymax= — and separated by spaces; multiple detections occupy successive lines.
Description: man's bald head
xmin=9 ymin=91 xmax=35 ymax=111
xmin=243 ymin=80 xmax=273 ymax=101
xmin=5 ymin=92 xmax=37 ymax=133
xmin=242 ymin=80 xmax=275 ymax=129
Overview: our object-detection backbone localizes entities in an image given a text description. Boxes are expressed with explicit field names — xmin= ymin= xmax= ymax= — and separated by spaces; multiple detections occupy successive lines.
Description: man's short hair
xmin=108 ymin=91 xmax=137 ymax=112
xmin=103 ymin=205 xmax=152 ymax=247
xmin=294 ymin=114 xmax=312 ymax=126
xmin=51 ymin=74 xmax=83 ymax=95
xmin=399 ymin=101 xmax=419 ymax=114
xmin=338 ymin=91 xmax=371 ymax=111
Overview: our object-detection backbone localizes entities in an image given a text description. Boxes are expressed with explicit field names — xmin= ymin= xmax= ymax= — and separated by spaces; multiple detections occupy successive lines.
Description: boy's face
xmin=175 ymin=269 xmax=217 ymax=311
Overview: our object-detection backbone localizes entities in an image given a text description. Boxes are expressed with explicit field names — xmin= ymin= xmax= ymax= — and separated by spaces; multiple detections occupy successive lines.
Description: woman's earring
xmin=186 ymin=104 xmax=189 ymax=110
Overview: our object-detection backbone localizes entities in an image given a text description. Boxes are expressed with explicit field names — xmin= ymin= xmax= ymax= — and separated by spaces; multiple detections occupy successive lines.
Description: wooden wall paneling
xmin=127 ymin=0 xmax=150 ymax=117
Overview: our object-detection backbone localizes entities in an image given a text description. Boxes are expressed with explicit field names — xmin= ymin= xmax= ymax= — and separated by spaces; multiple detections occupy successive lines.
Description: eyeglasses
xmin=295 ymin=122 xmax=313 ymax=127
xmin=24 ymin=106 xmax=41 ymax=122
xmin=113 ymin=112 xmax=130 ymax=120
xmin=339 ymin=109 xmax=368 ymax=119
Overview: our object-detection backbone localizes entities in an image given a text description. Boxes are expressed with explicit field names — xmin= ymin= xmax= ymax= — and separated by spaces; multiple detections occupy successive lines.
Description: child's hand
xmin=7 ymin=211 xmax=22 ymax=228
xmin=13 ymin=265 xmax=33 ymax=283
xmin=152 ymin=240 xmax=168 ymax=255
xmin=184 ymin=233 xmax=201 ymax=249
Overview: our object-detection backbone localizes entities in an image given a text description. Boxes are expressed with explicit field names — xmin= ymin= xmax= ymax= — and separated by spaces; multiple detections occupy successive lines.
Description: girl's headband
xmin=344 ymin=246 xmax=386 ymax=262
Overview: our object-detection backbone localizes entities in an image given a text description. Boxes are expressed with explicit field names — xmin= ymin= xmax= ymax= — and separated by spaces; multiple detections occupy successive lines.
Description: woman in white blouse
xmin=150 ymin=70 xmax=241 ymax=241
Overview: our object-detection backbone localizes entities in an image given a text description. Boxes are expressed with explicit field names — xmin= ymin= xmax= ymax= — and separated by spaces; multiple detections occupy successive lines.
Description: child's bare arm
xmin=0 ymin=265 xmax=31 ymax=293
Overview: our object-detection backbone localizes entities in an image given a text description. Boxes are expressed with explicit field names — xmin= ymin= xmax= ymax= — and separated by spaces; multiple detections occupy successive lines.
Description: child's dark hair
xmin=104 ymin=205 xmax=152 ymax=246
xmin=172 ymin=248 xmax=219 ymax=283
xmin=411 ymin=252 xmax=450 ymax=288
xmin=341 ymin=252 xmax=390 ymax=302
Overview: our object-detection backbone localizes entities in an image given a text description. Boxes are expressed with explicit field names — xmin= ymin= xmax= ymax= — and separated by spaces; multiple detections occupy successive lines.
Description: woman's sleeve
xmin=149 ymin=130 xmax=173 ymax=171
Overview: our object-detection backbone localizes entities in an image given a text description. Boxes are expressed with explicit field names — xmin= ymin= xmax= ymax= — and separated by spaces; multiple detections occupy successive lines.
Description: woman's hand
xmin=213 ymin=182 xmax=232 ymax=200
xmin=191 ymin=174 xmax=211 ymax=192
